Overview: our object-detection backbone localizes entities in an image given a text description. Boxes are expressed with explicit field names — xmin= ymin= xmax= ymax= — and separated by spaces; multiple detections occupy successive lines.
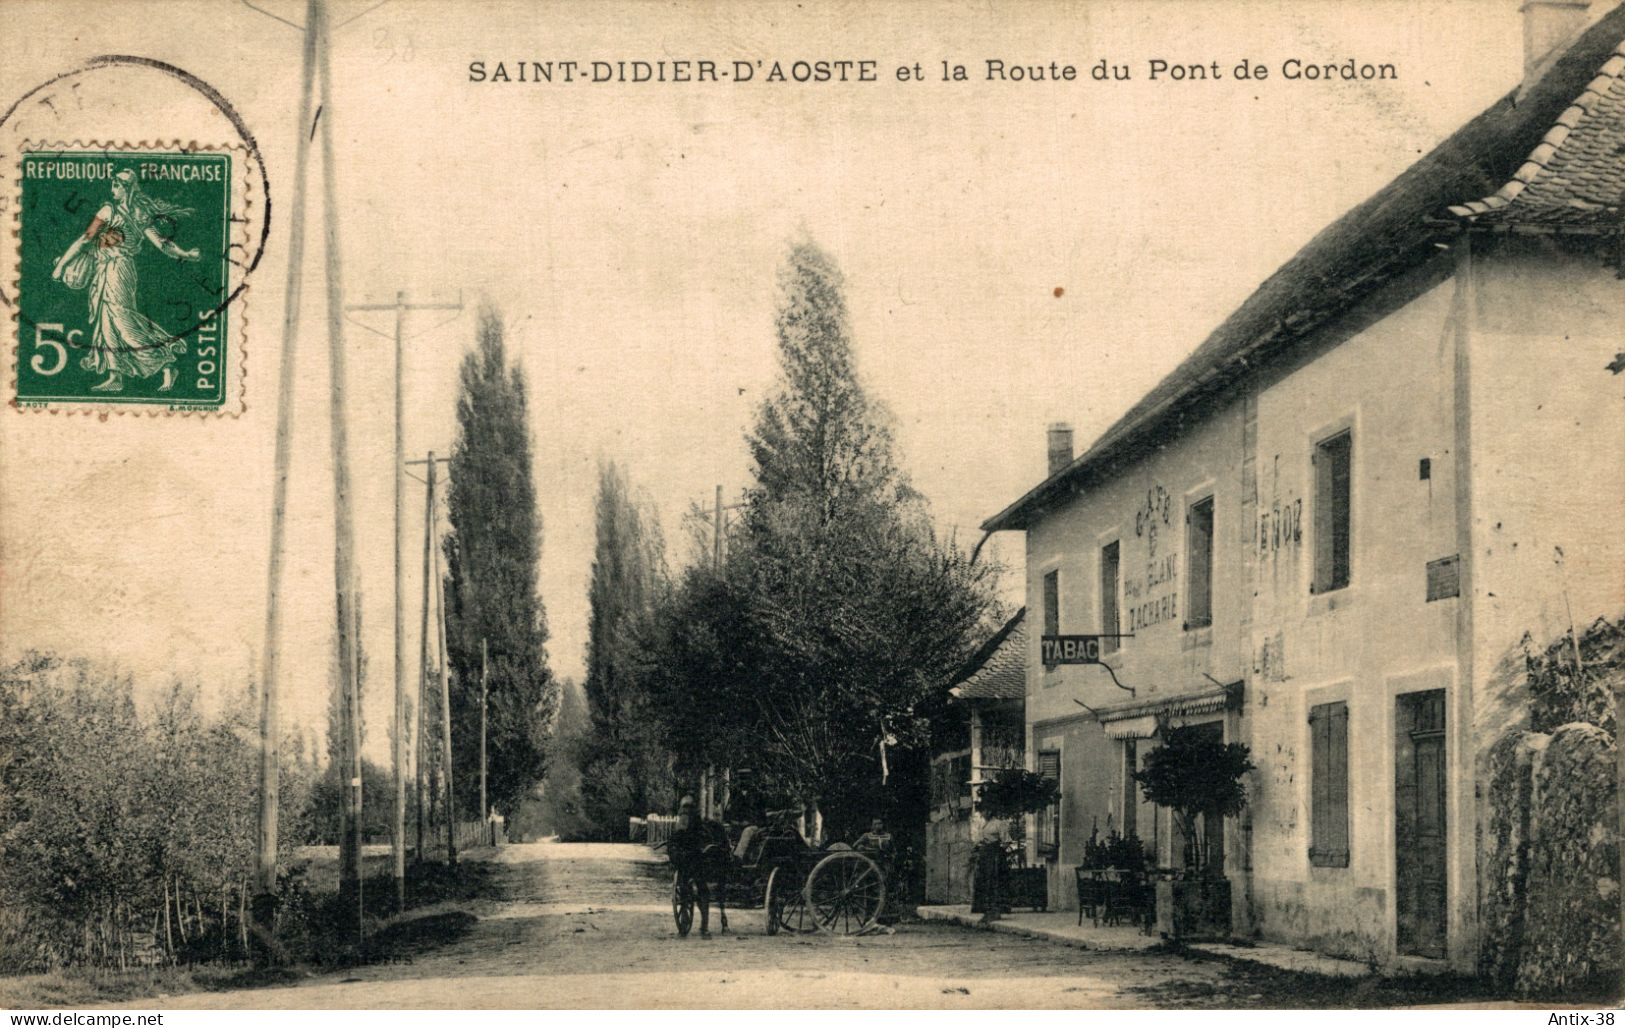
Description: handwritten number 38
xmin=372 ymin=28 xmax=414 ymax=64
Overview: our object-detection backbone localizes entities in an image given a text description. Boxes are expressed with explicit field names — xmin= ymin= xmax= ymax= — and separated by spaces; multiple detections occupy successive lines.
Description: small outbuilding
xmin=925 ymin=608 xmax=1028 ymax=905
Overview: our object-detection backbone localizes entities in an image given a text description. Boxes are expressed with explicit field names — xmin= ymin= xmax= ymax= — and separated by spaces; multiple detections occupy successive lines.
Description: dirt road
xmin=103 ymin=841 xmax=1456 ymax=1009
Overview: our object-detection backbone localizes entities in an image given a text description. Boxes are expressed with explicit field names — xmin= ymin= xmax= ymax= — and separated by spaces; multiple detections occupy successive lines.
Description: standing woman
xmin=51 ymin=168 xmax=200 ymax=392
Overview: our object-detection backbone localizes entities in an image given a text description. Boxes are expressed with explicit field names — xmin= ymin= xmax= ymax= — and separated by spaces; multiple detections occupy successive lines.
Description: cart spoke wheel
xmin=672 ymin=872 xmax=694 ymax=937
xmin=766 ymin=866 xmax=815 ymax=935
xmin=804 ymin=851 xmax=885 ymax=935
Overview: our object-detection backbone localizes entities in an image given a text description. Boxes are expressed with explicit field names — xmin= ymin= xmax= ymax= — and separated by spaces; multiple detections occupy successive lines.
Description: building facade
xmin=983 ymin=2 xmax=1625 ymax=972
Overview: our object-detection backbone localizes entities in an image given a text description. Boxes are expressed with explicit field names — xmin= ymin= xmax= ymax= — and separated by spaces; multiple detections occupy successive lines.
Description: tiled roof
xmin=949 ymin=608 xmax=1026 ymax=703
xmin=1450 ymin=41 xmax=1625 ymax=226
xmin=983 ymin=7 xmax=1625 ymax=534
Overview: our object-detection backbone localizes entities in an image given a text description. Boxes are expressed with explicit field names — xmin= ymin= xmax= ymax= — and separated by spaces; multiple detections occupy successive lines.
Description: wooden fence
xmin=644 ymin=814 xmax=678 ymax=848
xmin=453 ymin=819 xmax=501 ymax=851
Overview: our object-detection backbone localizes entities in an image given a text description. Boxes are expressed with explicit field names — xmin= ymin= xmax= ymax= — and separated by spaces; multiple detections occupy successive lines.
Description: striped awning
xmin=1102 ymin=715 xmax=1159 ymax=740
xmin=1094 ymin=682 xmax=1241 ymax=731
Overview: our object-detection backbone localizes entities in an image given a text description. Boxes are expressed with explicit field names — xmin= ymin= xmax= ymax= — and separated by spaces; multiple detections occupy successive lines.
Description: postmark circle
xmin=0 ymin=55 xmax=272 ymax=324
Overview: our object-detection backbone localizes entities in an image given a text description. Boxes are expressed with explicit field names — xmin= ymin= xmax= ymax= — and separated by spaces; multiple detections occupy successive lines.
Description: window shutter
xmin=1309 ymin=701 xmax=1350 ymax=867
xmin=1100 ymin=542 xmax=1120 ymax=654
xmin=1313 ymin=448 xmax=1333 ymax=593
xmin=1037 ymin=750 xmax=1061 ymax=854
xmin=1313 ymin=431 xmax=1352 ymax=594
xmin=1187 ymin=497 xmax=1214 ymax=628
xmin=1043 ymin=571 xmax=1060 ymax=669
xmin=1328 ymin=704 xmax=1349 ymax=865
xmin=1331 ymin=439 xmax=1351 ymax=589
xmin=1038 ymin=750 xmax=1059 ymax=781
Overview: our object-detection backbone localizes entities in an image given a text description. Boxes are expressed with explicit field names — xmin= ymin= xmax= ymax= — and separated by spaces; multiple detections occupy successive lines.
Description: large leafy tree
xmin=575 ymin=460 xmax=675 ymax=835
xmin=443 ymin=306 xmax=558 ymax=821
xmin=658 ymin=240 xmax=997 ymax=842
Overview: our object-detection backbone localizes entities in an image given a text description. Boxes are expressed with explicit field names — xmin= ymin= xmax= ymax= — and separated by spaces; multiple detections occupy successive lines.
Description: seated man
xmin=854 ymin=818 xmax=894 ymax=858
xmin=667 ymin=796 xmax=729 ymax=937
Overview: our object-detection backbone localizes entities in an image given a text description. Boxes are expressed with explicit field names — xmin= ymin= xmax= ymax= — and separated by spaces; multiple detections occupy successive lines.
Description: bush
xmin=1080 ymin=827 xmax=1150 ymax=871
xmin=0 ymin=655 xmax=318 ymax=972
xmin=976 ymin=767 xmax=1059 ymax=822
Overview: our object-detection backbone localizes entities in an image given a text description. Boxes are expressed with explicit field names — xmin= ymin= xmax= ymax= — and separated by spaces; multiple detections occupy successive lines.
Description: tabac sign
xmin=1040 ymin=635 xmax=1130 ymax=665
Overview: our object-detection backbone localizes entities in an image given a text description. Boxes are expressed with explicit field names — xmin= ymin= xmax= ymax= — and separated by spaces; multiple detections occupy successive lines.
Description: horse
xmin=668 ymin=816 xmax=731 ymax=936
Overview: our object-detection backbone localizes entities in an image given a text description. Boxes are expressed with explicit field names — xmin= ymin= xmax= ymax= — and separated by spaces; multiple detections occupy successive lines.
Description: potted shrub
xmin=1079 ymin=824 xmax=1150 ymax=872
xmin=970 ymin=767 xmax=1059 ymax=918
xmin=1076 ymin=824 xmax=1155 ymax=929
xmin=1133 ymin=724 xmax=1255 ymax=940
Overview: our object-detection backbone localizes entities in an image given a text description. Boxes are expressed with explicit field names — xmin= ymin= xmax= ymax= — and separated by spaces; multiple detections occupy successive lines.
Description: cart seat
xmin=734 ymin=825 xmax=765 ymax=865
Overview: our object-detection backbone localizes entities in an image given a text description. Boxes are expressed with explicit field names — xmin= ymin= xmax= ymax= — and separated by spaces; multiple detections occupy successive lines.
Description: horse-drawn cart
xmin=671 ymin=816 xmax=887 ymax=937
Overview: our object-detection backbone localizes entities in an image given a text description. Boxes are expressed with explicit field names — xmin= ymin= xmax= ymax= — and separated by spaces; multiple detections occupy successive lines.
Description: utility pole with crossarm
xmin=346 ymin=292 xmax=463 ymax=912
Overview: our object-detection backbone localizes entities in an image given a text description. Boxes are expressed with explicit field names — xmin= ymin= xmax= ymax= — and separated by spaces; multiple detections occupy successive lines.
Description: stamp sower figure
xmin=668 ymin=795 xmax=728 ymax=938
xmin=50 ymin=169 xmax=200 ymax=393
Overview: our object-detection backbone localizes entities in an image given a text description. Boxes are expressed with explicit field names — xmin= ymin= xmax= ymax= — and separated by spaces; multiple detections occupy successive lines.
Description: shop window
xmin=1309 ymin=701 xmax=1350 ymax=867
xmin=1313 ymin=430 xmax=1352 ymax=594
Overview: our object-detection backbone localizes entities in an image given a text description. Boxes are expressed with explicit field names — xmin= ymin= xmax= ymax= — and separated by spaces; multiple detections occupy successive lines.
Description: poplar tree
xmin=443 ymin=306 xmax=558 ymax=822
xmin=576 ymin=460 xmax=674 ymax=835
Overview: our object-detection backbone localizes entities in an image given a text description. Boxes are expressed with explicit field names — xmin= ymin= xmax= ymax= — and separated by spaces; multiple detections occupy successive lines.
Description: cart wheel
xmin=672 ymin=871 xmax=694 ymax=937
xmin=805 ymin=850 xmax=885 ymax=935
xmin=765 ymin=866 xmax=815 ymax=935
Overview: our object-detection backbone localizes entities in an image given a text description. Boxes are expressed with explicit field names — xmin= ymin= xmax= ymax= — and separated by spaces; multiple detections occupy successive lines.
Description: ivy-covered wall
xmin=1480 ymin=617 xmax=1620 ymax=998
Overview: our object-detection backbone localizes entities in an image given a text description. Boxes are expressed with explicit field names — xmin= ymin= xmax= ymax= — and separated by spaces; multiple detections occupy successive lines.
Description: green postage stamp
xmin=13 ymin=145 xmax=241 ymax=413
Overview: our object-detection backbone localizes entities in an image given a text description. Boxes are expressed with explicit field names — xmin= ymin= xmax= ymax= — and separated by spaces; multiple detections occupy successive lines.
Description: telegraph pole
xmin=241 ymin=0 xmax=395 ymax=953
xmin=480 ymin=638 xmax=489 ymax=846
xmin=253 ymin=0 xmax=319 ymax=952
xmin=701 ymin=486 xmax=744 ymax=819
xmin=349 ymin=591 xmax=365 ymax=941
xmin=434 ymin=484 xmax=457 ymax=865
xmin=714 ymin=484 xmax=724 ymax=569
xmin=414 ymin=453 xmax=436 ymax=862
xmin=346 ymin=294 xmax=462 ymax=912
xmin=312 ymin=0 xmax=364 ymax=932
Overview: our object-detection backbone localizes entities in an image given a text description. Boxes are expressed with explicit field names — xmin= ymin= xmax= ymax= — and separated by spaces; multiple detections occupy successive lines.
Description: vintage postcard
xmin=0 ymin=0 xmax=1620 ymax=1015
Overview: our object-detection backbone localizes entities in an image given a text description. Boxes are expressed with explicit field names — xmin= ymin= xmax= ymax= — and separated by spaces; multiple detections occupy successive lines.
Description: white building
xmin=981 ymin=1 xmax=1624 ymax=971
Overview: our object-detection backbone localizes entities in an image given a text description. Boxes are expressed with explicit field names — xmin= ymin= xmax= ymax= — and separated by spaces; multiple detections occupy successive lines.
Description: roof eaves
xmin=947 ymin=607 xmax=1026 ymax=696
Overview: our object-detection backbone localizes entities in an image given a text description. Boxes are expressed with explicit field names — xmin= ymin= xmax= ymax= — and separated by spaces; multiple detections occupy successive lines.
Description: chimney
xmin=1522 ymin=0 xmax=1590 ymax=83
xmin=1047 ymin=422 xmax=1074 ymax=477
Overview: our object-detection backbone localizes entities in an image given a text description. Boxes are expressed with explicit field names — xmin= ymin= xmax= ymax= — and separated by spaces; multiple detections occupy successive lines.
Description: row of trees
xmin=563 ymin=241 xmax=1000 ymax=863
xmin=0 ymin=308 xmax=559 ymax=971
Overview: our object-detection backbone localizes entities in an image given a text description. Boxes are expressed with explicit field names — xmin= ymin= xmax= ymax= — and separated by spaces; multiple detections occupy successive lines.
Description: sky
xmin=0 ymin=0 xmax=1561 ymax=756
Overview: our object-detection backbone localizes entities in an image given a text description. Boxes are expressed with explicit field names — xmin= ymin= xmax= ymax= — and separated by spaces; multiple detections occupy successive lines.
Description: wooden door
xmin=1395 ymin=690 xmax=1447 ymax=958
